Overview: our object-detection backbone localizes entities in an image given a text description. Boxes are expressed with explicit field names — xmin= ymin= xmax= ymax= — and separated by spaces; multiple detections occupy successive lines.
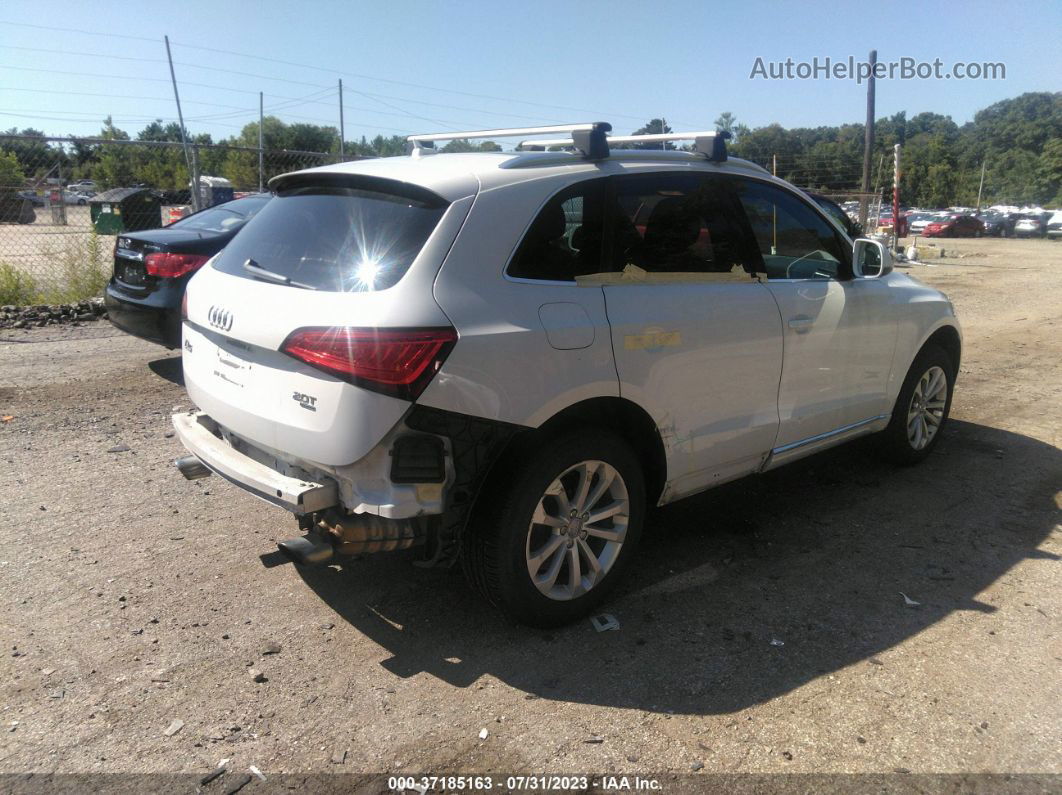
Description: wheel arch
xmin=532 ymin=396 xmax=668 ymax=506
xmin=921 ymin=323 xmax=962 ymax=374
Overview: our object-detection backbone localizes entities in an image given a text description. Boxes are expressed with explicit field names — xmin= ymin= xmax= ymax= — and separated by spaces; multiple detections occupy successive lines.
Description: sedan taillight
xmin=280 ymin=327 xmax=457 ymax=400
xmin=144 ymin=252 xmax=211 ymax=279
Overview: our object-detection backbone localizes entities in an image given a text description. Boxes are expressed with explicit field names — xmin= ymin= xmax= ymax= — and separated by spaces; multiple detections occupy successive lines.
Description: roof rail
xmin=407 ymin=122 xmax=612 ymax=159
xmin=519 ymin=130 xmax=732 ymax=162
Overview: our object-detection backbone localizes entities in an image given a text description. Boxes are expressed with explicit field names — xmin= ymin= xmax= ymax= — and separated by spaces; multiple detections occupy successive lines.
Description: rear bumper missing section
xmin=172 ymin=411 xmax=338 ymax=514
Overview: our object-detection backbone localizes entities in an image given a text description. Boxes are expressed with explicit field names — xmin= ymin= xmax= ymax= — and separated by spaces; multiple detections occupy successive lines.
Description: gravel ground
xmin=0 ymin=238 xmax=1059 ymax=785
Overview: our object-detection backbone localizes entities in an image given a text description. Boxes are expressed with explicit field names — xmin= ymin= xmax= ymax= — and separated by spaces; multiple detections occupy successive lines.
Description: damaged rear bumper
xmin=172 ymin=405 xmax=523 ymax=565
xmin=172 ymin=411 xmax=338 ymax=513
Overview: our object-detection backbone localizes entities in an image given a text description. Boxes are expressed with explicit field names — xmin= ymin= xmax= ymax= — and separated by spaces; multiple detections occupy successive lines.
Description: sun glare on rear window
xmin=213 ymin=184 xmax=448 ymax=292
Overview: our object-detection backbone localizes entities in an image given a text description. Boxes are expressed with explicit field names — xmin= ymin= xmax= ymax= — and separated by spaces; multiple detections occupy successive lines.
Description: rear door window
xmin=213 ymin=182 xmax=448 ymax=292
xmin=608 ymin=172 xmax=751 ymax=277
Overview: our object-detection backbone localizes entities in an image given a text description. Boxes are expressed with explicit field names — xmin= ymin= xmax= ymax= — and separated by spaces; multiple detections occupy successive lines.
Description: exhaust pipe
xmin=175 ymin=455 xmax=212 ymax=480
xmin=277 ymin=529 xmax=335 ymax=566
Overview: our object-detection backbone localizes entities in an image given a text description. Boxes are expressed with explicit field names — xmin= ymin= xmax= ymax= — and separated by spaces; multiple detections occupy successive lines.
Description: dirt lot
xmin=0 ymin=237 xmax=1059 ymax=786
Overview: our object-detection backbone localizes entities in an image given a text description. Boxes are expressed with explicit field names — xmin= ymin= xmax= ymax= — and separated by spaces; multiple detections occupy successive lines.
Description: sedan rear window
xmin=173 ymin=196 xmax=270 ymax=234
xmin=212 ymin=183 xmax=447 ymax=292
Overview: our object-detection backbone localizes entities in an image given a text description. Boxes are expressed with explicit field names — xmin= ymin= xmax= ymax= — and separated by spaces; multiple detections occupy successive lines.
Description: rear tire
xmin=877 ymin=344 xmax=955 ymax=465
xmin=463 ymin=429 xmax=645 ymax=627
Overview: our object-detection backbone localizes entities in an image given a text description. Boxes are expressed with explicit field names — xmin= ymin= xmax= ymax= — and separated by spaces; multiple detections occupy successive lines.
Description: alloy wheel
xmin=907 ymin=365 xmax=948 ymax=450
xmin=524 ymin=460 xmax=630 ymax=601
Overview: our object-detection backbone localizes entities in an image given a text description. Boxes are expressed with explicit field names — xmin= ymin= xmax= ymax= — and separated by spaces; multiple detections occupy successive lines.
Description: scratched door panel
xmin=603 ymin=281 xmax=783 ymax=502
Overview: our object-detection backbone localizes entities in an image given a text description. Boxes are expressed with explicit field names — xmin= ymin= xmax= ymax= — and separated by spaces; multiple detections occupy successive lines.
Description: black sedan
xmin=105 ymin=195 xmax=270 ymax=348
xmin=977 ymin=213 xmax=1007 ymax=237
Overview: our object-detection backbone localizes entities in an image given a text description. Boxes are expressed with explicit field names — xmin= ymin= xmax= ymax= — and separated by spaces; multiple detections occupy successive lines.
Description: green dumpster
xmin=90 ymin=188 xmax=161 ymax=234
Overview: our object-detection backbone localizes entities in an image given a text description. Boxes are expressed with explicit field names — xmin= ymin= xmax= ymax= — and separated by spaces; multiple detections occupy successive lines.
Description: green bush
xmin=37 ymin=229 xmax=108 ymax=304
xmin=0 ymin=262 xmax=39 ymax=305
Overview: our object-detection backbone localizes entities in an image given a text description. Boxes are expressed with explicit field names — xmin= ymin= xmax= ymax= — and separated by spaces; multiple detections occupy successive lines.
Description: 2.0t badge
xmin=292 ymin=391 xmax=317 ymax=411
xmin=208 ymin=305 xmax=233 ymax=332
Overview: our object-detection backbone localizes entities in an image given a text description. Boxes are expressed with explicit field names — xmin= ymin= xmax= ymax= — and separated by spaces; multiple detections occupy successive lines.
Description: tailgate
xmin=182 ymin=319 xmax=409 ymax=466
xmin=181 ymin=191 xmax=474 ymax=467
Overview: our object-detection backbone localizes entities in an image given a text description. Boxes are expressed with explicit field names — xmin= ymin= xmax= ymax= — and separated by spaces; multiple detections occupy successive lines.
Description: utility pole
xmin=339 ymin=79 xmax=346 ymax=159
xmin=976 ymin=159 xmax=986 ymax=212
xmin=772 ymin=154 xmax=778 ymax=254
xmin=859 ymin=49 xmax=877 ymax=230
xmin=164 ymin=35 xmax=198 ymax=211
xmin=258 ymin=91 xmax=264 ymax=193
xmin=892 ymin=143 xmax=901 ymax=251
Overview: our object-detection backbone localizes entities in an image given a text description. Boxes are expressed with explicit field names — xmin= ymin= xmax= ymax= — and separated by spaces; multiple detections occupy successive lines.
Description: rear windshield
xmin=212 ymin=184 xmax=447 ymax=292
xmin=173 ymin=196 xmax=270 ymax=234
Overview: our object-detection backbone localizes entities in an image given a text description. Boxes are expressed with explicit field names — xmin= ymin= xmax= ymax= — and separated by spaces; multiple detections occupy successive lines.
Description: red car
xmin=923 ymin=214 xmax=984 ymax=238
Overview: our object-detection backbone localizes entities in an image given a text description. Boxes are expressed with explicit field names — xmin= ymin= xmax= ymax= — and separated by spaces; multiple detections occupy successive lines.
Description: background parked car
xmin=1013 ymin=217 xmax=1045 ymax=238
xmin=61 ymin=189 xmax=93 ymax=206
xmin=907 ymin=212 xmax=935 ymax=235
xmin=977 ymin=212 xmax=1007 ymax=236
xmin=105 ymin=194 xmax=270 ymax=348
xmin=923 ymin=214 xmax=984 ymax=238
xmin=1046 ymin=211 xmax=1062 ymax=240
xmin=16 ymin=189 xmax=46 ymax=207
xmin=808 ymin=192 xmax=863 ymax=238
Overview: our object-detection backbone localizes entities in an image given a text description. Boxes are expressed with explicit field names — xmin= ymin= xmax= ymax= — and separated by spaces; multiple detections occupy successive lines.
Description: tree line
xmin=2 ymin=91 xmax=1059 ymax=207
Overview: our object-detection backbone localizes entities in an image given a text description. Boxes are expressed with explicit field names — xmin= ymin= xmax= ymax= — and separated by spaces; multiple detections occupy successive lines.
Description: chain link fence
xmin=0 ymin=135 xmax=351 ymax=304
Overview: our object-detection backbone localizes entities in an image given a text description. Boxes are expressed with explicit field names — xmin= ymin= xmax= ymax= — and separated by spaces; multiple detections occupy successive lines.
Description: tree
xmin=612 ymin=118 xmax=673 ymax=150
xmin=0 ymin=149 xmax=26 ymax=189
xmin=440 ymin=138 xmax=501 ymax=153
xmin=8 ymin=92 xmax=1059 ymax=207
xmin=90 ymin=117 xmax=136 ymax=188
xmin=0 ymin=127 xmax=56 ymax=182
xmin=714 ymin=112 xmax=736 ymax=135
xmin=1036 ymin=138 xmax=1062 ymax=205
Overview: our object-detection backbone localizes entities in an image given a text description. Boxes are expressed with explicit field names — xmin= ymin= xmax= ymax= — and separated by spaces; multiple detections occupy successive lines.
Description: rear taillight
xmin=280 ymin=327 xmax=457 ymax=400
xmin=144 ymin=252 xmax=210 ymax=279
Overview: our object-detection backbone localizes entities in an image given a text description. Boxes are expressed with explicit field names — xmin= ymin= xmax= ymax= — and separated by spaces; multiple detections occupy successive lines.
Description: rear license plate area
xmin=119 ymin=262 xmax=146 ymax=286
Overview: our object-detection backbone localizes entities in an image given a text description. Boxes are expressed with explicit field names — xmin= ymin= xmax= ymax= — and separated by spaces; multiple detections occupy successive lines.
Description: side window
xmin=608 ymin=173 xmax=750 ymax=278
xmin=507 ymin=179 xmax=607 ymax=281
xmin=730 ymin=178 xmax=851 ymax=280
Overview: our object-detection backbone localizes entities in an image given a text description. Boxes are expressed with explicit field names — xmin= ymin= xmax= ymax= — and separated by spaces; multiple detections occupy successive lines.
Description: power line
xmin=0 ymin=20 xmax=704 ymax=126
xmin=0 ymin=63 xmax=341 ymax=105
xmin=0 ymin=62 xmax=557 ymax=128
xmin=0 ymin=19 xmax=152 ymax=42
xmin=168 ymin=39 xmax=702 ymax=126
xmin=4 ymin=44 xmax=164 ymax=65
xmin=0 ymin=109 xmax=418 ymax=137
xmin=1 ymin=87 xmax=254 ymax=112
xmin=0 ymin=109 xmax=247 ymax=130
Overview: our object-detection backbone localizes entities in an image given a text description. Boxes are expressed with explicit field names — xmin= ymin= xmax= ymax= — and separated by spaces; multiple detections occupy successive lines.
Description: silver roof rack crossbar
xmin=407 ymin=122 xmax=612 ymax=159
xmin=518 ymin=130 xmax=732 ymax=162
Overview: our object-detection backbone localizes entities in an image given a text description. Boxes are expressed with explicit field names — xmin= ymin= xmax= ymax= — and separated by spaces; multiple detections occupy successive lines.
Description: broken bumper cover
xmin=172 ymin=411 xmax=338 ymax=514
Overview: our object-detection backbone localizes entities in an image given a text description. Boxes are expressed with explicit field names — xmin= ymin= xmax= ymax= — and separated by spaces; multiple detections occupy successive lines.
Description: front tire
xmin=463 ymin=430 xmax=645 ymax=627
xmin=877 ymin=344 xmax=955 ymax=465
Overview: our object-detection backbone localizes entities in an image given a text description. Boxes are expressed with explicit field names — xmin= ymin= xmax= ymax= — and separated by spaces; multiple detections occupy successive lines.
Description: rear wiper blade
xmin=242 ymin=258 xmax=316 ymax=290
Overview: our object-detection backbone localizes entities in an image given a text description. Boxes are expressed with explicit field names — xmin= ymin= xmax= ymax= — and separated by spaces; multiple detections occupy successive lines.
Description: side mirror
xmin=853 ymin=238 xmax=892 ymax=278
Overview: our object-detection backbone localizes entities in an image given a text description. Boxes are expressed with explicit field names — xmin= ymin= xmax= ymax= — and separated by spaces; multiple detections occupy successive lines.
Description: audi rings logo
xmin=208 ymin=305 xmax=233 ymax=332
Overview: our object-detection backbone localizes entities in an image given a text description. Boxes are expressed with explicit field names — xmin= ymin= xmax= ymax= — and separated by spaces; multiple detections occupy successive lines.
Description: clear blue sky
xmin=1 ymin=0 xmax=1059 ymax=144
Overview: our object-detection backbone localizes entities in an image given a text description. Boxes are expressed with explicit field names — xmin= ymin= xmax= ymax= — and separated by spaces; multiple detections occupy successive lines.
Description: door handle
xmin=788 ymin=315 xmax=814 ymax=331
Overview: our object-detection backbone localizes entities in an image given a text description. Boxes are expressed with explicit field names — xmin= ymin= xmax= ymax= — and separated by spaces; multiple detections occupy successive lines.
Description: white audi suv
xmin=173 ymin=123 xmax=961 ymax=626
